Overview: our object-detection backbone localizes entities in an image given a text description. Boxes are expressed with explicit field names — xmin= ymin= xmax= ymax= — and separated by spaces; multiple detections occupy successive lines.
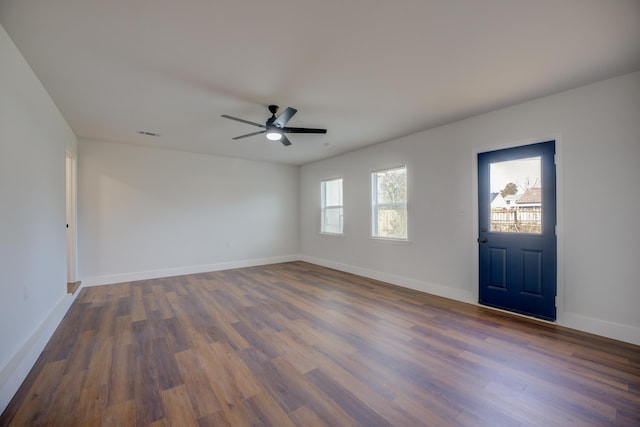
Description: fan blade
xmin=221 ymin=115 xmax=265 ymax=128
xmin=273 ymin=107 xmax=297 ymax=128
xmin=282 ymin=127 xmax=327 ymax=134
xmin=280 ymin=135 xmax=292 ymax=146
xmin=232 ymin=130 xmax=266 ymax=140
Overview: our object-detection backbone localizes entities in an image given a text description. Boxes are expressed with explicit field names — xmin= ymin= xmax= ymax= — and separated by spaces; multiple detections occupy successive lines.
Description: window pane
xmin=375 ymin=168 xmax=406 ymax=204
xmin=489 ymin=157 xmax=542 ymax=233
xmin=376 ymin=205 xmax=407 ymax=239
xmin=324 ymin=179 xmax=342 ymax=206
xmin=323 ymin=207 xmax=343 ymax=234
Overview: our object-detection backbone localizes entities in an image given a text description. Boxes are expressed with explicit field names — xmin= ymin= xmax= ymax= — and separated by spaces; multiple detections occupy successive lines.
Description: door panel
xmin=478 ymin=141 xmax=556 ymax=320
xmin=489 ymin=248 xmax=507 ymax=289
xmin=521 ymin=250 xmax=543 ymax=295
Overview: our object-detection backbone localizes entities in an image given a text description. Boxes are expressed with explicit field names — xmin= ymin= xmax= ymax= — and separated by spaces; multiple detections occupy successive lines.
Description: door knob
xmin=478 ymin=237 xmax=487 ymax=243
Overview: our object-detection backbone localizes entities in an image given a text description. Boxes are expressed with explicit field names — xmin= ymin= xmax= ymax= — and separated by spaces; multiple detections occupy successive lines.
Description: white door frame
xmin=471 ymin=133 xmax=565 ymax=320
xmin=66 ymin=151 xmax=78 ymax=284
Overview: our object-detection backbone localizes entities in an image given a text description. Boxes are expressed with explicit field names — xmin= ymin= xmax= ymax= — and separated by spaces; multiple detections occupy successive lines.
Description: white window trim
xmin=320 ymin=177 xmax=344 ymax=236
xmin=371 ymin=165 xmax=408 ymax=241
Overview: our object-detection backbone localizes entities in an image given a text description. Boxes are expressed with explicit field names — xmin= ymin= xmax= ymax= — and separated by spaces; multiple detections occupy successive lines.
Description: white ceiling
xmin=1 ymin=0 xmax=639 ymax=165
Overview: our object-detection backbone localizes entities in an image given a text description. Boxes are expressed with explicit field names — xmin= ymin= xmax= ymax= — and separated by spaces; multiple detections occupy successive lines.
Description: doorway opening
xmin=66 ymin=152 xmax=80 ymax=294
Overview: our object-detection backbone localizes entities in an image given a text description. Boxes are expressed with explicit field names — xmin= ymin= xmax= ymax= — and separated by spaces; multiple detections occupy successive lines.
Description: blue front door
xmin=478 ymin=141 xmax=557 ymax=321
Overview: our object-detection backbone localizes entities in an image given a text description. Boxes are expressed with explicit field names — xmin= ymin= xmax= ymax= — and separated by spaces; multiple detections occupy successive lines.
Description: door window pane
xmin=489 ymin=157 xmax=542 ymax=233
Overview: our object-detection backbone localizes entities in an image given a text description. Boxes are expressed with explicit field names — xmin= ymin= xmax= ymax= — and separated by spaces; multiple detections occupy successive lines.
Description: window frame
xmin=371 ymin=165 xmax=408 ymax=241
xmin=320 ymin=177 xmax=344 ymax=236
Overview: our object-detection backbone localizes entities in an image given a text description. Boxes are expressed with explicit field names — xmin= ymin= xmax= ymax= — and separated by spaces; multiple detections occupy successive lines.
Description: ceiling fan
xmin=221 ymin=105 xmax=327 ymax=146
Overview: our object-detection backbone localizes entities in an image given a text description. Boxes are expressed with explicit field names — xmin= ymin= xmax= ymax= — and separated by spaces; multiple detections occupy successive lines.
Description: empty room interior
xmin=1 ymin=1 xmax=639 ymax=426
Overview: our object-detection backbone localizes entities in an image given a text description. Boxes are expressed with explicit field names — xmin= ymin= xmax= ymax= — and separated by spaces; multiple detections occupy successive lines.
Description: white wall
xmin=0 ymin=24 xmax=78 ymax=412
xmin=300 ymin=71 xmax=640 ymax=345
xmin=78 ymin=140 xmax=299 ymax=285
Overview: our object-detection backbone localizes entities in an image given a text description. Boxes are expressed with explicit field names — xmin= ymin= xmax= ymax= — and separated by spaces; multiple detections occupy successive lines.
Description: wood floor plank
xmin=304 ymin=368 xmax=393 ymax=426
xmin=132 ymin=321 xmax=165 ymax=426
xmin=5 ymin=360 xmax=67 ymax=426
xmin=238 ymin=349 xmax=307 ymax=414
xmin=190 ymin=340 xmax=259 ymax=426
xmin=288 ymin=406 xmax=330 ymax=427
xmin=262 ymin=328 xmax=318 ymax=374
xmin=2 ymin=261 xmax=639 ymax=426
xmin=108 ymin=343 xmax=134 ymax=405
xmin=101 ymin=399 xmax=135 ymax=427
xmin=114 ymin=314 xmax=134 ymax=348
xmin=267 ymin=357 xmax=358 ymax=426
xmin=208 ymin=340 xmax=262 ymax=399
xmin=76 ymin=383 xmax=108 ymax=426
xmin=393 ymin=394 xmax=463 ymax=427
xmin=174 ymin=349 xmax=222 ymax=418
xmin=245 ymin=392 xmax=297 ymax=427
xmin=160 ymin=384 xmax=200 ymax=427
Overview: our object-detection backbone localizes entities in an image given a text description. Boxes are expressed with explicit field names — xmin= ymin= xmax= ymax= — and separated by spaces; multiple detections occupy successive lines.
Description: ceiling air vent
xmin=137 ymin=130 xmax=160 ymax=137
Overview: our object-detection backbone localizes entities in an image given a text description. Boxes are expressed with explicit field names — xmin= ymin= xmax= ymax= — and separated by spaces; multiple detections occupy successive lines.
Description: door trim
xmin=471 ymin=134 xmax=564 ymax=322
xmin=66 ymin=151 xmax=78 ymax=285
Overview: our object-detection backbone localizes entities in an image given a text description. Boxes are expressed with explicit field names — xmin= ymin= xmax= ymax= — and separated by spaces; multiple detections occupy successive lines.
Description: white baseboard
xmin=558 ymin=311 xmax=640 ymax=346
xmin=0 ymin=286 xmax=82 ymax=414
xmin=81 ymin=255 xmax=300 ymax=287
xmin=299 ymin=255 xmax=475 ymax=304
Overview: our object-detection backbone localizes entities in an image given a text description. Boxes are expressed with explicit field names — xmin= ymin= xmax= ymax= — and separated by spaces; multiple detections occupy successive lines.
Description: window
xmin=372 ymin=166 xmax=407 ymax=239
xmin=321 ymin=178 xmax=343 ymax=234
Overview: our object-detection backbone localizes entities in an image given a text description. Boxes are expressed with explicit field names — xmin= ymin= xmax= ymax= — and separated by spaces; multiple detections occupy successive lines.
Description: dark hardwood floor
xmin=1 ymin=261 xmax=639 ymax=426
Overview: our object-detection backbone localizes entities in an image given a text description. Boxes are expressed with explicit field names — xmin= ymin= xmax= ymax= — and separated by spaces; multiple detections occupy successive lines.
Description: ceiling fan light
xmin=266 ymin=131 xmax=282 ymax=141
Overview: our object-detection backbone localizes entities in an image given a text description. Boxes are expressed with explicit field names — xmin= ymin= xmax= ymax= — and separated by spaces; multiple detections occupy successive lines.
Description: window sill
xmin=369 ymin=236 xmax=412 ymax=245
xmin=319 ymin=232 xmax=346 ymax=239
